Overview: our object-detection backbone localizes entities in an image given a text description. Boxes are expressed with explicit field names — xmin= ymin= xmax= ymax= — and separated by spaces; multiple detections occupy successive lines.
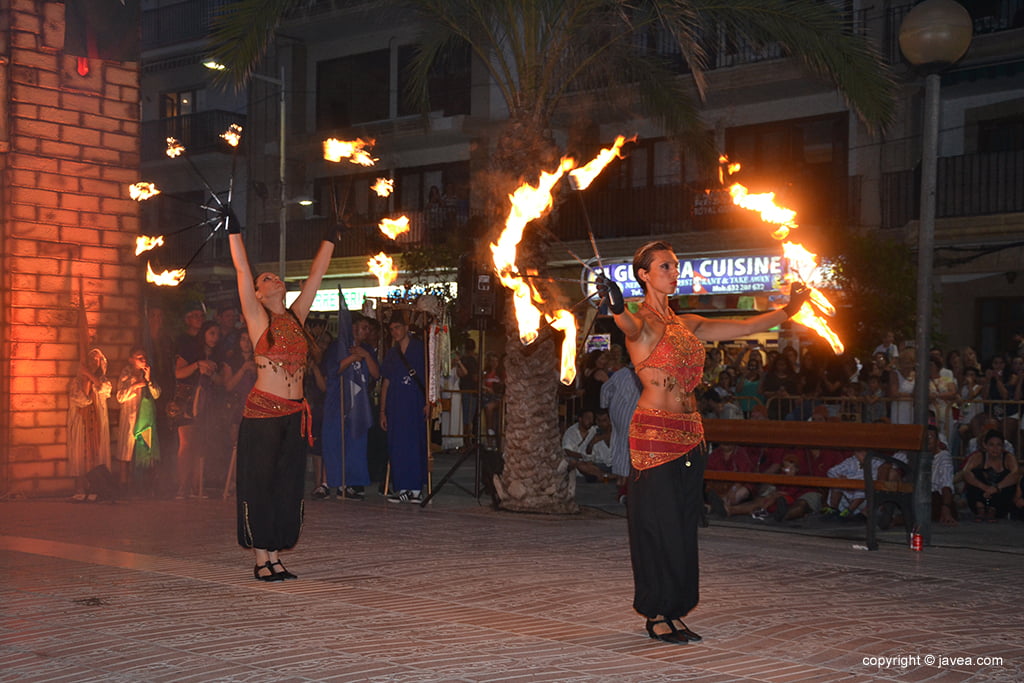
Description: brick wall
xmin=1 ymin=1 xmax=141 ymax=495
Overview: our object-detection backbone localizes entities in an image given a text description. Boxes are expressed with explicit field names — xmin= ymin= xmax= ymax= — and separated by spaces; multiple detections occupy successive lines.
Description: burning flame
xmin=491 ymin=158 xmax=578 ymax=384
xmin=720 ymin=156 xmax=844 ymax=353
xmin=128 ymin=182 xmax=161 ymax=201
xmin=220 ymin=123 xmax=243 ymax=147
xmin=166 ymin=137 xmax=184 ymax=158
xmin=367 ymin=252 xmax=397 ymax=287
xmin=323 ymin=138 xmax=377 ymax=166
xmin=378 ymin=216 xmax=410 ymax=240
xmin=372 ymin=178 xmax=394 ymax=197
xmin=568 ymin=135 xmax=635 ymax=190
xmin=146 ymin=261 xmax=185 ymax=287
xmin=135 ymin=235 xmax=165 ymax=256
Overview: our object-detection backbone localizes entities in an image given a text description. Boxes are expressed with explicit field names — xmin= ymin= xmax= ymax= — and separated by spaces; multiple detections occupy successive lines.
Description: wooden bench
xmin=702 ymin=419 xmax=927 ymax=550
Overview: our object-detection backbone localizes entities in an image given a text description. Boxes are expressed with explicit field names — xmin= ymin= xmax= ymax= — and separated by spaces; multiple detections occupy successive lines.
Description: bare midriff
xmin=637 ymin=369 xmax=698 ymax=413
xmin=252 ymin=358 xmax=305 ymax=401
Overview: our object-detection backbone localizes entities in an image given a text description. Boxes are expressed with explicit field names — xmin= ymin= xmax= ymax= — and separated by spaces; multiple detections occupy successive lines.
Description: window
xmin=396 ymin=42 xmax=471 ymax=117
xmin=162 ymin=89 xmax=198 ymax=118
xmin=978 ymin=297 xmax=1024 ymax=364
xmin=978 ymin=114 xmax=1024 ymax=153
xmin=316 ymin=50 xmax=390 ymax=129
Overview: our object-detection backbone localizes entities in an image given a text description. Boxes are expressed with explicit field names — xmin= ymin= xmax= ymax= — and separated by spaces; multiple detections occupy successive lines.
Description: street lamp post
xmin=898 ymin=0 xmax=972 ymax=545
xmin=251 ymin=67 xmax=287 ymax=280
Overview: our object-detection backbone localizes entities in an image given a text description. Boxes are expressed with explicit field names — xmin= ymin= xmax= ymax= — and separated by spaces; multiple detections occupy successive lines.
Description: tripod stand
xmin=420 ymin=317 xmax=490 ymax=506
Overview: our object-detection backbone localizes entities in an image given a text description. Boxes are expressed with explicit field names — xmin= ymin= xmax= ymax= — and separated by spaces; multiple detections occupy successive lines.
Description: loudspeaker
xmin=472 ymin=270 xmax=495 ymax=317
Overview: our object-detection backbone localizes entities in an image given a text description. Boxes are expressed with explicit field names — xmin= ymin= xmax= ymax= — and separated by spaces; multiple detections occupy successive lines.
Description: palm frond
xmin=206 ymin=0 xmax=298 ymax=90
xmin=693 ymin=0 xmax=896 ymax=132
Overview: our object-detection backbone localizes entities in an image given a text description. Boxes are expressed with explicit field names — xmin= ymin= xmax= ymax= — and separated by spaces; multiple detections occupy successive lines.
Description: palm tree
xmin=209 ymin=0 xmax=894 ymax=513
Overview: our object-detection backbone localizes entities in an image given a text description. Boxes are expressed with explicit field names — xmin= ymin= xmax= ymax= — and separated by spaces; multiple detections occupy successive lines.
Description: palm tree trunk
xmin=493 ymin=332 xmax=578 ymax=513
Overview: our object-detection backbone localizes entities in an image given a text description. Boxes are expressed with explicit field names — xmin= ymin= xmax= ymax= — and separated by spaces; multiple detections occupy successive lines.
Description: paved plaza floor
xmin=2 ymin=457 xmax=1023 ymax=682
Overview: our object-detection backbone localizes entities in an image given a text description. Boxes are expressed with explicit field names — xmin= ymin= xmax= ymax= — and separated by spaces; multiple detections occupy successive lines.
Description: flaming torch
xmin=372 ymin=178 xmax=394 ymax=197
xmin=568 ymin=135 xmax=635 ymax=191
xmin=323 ymin=138 xmax=377 ymax=166
xmin=135 ymin=235 xmax=165 ymax=256
xmin=219 ymin=123 xmax=243 ymax=147
xmin=367 ymin=252 xmax=398 ymax=287
xmin=378 ymin=216 xmax=410 ymax=240
xmin=165 ymin=137 xmax=184 ymax=158
xmin=145 ymin=261 xmax=186 ymax=287
xmin=720 ymin=156 xmax=844 ymax=353
xmin=129 ymin=182 xmax=161 ymax=201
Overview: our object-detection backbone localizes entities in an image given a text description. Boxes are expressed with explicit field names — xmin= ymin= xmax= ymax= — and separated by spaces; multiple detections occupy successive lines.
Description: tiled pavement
xmin=2 ymin=456 xmax=1023 ymax=682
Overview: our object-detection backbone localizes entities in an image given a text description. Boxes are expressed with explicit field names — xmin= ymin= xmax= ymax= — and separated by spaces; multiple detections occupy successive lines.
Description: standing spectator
xmin=735 ymin=351 xmax=765 ymax=417
xmin=953 ymin=366 xmax=985 ymax=458
xmin=214 ymin=303 xmax=243 ymax=369
xmin=889 ymin=349 xmax=916 ymax=425
xmin=115 ymin=347 xmax=161 ymax=490
xmin=928 ymin=356 xmax=958 ymax=442
xmin=946 ymin=349 xmax=965 ymax=387
xmin=601 ymin=346 xmax=640 ymax=499
xmin=580 ymin=348 xmax=610 ymax=414
xmin=761 ymin=355 xmax=798 ymax=420
xmin=962 ymin=347 xmax=980 ymax=376
xmin=176 ymin=303 xmax=206 ymax=363
xmin=173 ymin=320 xmax=224 ymax=499
xmin=67 ymin=347 xmax=112 ymax=499
xmin=456 ymin=338 xmax=479 ymax=440
xmin=223 ymin=333 xmax=258 ymax=486
xmin=873 ymin=331 xmax=899 ymax=362
xmin=380 ymin=312 xmax=429 ymax=503
xmin=319 ymin=314 xmax=379 ymax=500
xmin=481 ymin=351 xmax=504 ymax=442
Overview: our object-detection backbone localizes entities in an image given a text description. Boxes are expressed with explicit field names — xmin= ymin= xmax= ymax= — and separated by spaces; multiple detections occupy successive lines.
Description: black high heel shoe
xmin=270 ymin=560 xmax=297 ymax=580
xmin=645 ymin=618 xmax=687 ymax=644
xmin=254 ymin=561 xmax=284 ymax=582
xmin=669 ymin=618 xmax=702 ymax=642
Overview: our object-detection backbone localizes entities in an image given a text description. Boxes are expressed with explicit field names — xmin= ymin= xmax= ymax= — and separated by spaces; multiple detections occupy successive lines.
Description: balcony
xmin=141 ymin=111 xmax=247 ymax=161
xmin=142 ymin=0 xmax=231 ymax=50
xmin=880 ymin=149 xmax=1024 ymax=229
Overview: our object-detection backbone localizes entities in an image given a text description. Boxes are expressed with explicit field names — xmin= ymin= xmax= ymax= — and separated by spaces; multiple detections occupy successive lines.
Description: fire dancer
xmin=597 ymin=240 xmax=808 ymax=644
xmin=227 ymin=219 xmax=335 ymax=582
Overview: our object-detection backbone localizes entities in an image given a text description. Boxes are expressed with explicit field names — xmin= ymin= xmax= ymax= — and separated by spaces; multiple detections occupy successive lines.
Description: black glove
xmin=323 ymin=219 xmax=345 ymax=245
xmin=596 ymin=274 xmax=624 ymax=315
xmin=225 ymin=208 xmax=242 ymax=235
xmin=784 ymin=282 xmax=810 ymax=318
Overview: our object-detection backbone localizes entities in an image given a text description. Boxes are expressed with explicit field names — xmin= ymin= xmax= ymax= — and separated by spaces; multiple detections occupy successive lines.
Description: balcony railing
xmin=880 ymin=149 xmax=1024 ymax=229
xmin=141 ymin=111 xmax=247 ymax=161
xmin=142 ymin=0 xmax=231 ymax=50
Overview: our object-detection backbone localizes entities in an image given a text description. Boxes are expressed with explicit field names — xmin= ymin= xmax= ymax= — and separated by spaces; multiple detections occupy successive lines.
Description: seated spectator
xmin=824 ymin=449 xmax=870 ymax=519
xmin=704 ymin=442 xmax=757 ymax=516
xmin=577 ymin=410 xmax=615 ymax=482
xmin=962 ymin=429 xmax=1019 ymax=521
xmin=561 ymin=409 xmax=596 ymax=477
xmin=927 ymin=425 xmax=958 ymax=525
xmin=966 ymin=417 xmax=1016 ymax=457
xmin=1012 ymin=476 xmax=1024 ymax=522
xmin=735 ymin=450 xmax=816 ymax=522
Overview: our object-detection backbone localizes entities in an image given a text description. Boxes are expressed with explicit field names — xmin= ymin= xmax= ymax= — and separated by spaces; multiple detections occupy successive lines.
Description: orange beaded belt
xmin=243 ymin=388 xmax=314 ymax=446
xmin=629 ymin=407 xmax=703 ymax=471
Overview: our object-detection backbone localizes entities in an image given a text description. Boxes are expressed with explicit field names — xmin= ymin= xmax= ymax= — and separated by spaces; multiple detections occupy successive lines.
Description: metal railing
xmin=880 ymin=149 xmax=1024 ymax=228
xmin=141 ymin=0 xmax=232 ymax=49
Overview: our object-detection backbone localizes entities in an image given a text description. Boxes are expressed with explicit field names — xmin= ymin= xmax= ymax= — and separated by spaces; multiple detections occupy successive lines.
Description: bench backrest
xmin=702 ymin=418 xmax=925 ymax=452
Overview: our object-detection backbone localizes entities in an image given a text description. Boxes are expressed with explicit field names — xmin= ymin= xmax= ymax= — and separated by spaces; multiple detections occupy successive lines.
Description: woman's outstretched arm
xmin=290 ymin=240 xmax=335 ymax=324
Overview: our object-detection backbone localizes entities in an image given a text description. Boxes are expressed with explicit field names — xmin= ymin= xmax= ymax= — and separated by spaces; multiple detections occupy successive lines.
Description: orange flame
xmin=145 ymin=261 xmax=185 ymax=286
xmin=220 ymin=123 xmax=243 ymax=147
xmin=323 ymin=138 xmax=377 ymax=166
xmin=491 ymin=158 xmax=580 ymax=384
xmin=721 ymin=156 xmax=843 ymax=353
xmin=165 ymin=137 xmax=184 ymax=158
xmin=135 ymin=235 xmax=165 ymax=256
xmin=367 ymin=252 xmax=397 ymax=286
xmin=378 ymin=216 xmax=410 ymax=240
xmin=128 ymin=182 xmax=161 ymax=201
xmin=568 ymin=135 xmax=635 ymax=190
xmin=372 ymin=178 xmax=394 ymax=197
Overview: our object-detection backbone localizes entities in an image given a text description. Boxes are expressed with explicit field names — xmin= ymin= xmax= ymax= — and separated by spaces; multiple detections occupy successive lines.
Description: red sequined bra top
xmin=634 ymin=310 xmax=705 ymax=392
xmin=253 ymin=312 xmax=308 ymax=376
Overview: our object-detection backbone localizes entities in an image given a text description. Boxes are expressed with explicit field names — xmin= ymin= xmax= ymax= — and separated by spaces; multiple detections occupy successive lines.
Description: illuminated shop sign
xmin=588 ymin=254 xmax=785 ymax=298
